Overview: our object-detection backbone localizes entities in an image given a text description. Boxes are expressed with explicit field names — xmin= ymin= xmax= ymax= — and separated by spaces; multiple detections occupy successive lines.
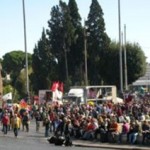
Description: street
xmin=0 ymin=120 xmax=111 ymax=150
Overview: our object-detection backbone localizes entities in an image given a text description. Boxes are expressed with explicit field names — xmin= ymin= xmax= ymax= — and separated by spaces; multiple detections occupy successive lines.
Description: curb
xmin=73 ymin=142 xmax=150 ymax=150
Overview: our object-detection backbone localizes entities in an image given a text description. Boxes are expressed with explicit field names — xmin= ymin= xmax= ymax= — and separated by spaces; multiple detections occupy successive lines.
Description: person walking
xmin=11 ymin=114 xmax=21 ymax=137
xmin=22 ymin=112 xmax=30 ymax=132
xmin=43 ymin=117 xmax=50 ymax=137
xmin=35 ymin=111 xmax=41 ymax=132
xmin=1 ymin=112 xmax=9 ymax=135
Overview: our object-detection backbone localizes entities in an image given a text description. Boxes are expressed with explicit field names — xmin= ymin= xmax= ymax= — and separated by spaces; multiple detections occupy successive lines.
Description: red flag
xmin=20 ymin=99 xmax=27 ymax=108
xmin=58 ymin=82 xmax=64 ymax=92
xmin=51 ymin=82 xmax=59 ymax=92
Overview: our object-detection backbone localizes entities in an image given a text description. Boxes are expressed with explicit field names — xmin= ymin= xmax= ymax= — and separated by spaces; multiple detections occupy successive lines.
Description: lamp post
xmin=22 ymin=0 xmax=29 ymax=102
xmin=84 ymin=21 xmax=88 ymax=86
xmin=124 ymin=24 xmax=128 ymax=90
xmin=118 ymin=0 xmax=123 ymax=92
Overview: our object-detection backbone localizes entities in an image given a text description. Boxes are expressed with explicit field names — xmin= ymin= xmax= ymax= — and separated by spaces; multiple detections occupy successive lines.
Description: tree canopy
xmin=0 ymin=0 xmax=147 ymax=98
xmin=86 ymin=0 xmax=110 ymax=85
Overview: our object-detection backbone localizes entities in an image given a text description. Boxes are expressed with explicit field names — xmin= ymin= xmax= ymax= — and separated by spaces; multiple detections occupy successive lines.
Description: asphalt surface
xmin=0 ymin=120 xmax=149 ymax=150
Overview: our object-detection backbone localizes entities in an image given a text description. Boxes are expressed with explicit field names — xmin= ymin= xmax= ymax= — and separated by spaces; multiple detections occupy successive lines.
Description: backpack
xmin=47 ymin=136 xmax=56 ymax=144
xmin=23 ymin=115 xmax=28 ymax=122
xmin=54 ymin=136 xmax=65 ymax=146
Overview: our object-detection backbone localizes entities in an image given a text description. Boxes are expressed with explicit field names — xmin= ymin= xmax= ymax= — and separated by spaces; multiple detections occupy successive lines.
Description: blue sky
xmin=0 ymin=0 xmax=150 ymax=62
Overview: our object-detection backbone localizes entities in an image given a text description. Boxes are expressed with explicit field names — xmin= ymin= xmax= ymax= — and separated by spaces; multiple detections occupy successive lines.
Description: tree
xmin=86 ymin=0 xmax=110 ymax=85
xmin=2 ymin=51 xmax=32 ymax=74
xmin=125 ymin=42 xmax=146 ymax=83
xmin=102 ymin=42 xmax=120 ymax=86
xmin=0 ymin=58 xmax=2 ymax=63
xmin=47 ymin=0 xmax=75 ymax=85
xmin=104 ymin=41 xmax=146 ymax=88
xmin=68 ymin=0 xmax=84 ymax=85
xmin=2 ymin=51 xmax=32 ymax=87
xmin=2 ymin=51 xmax=32 ymax=98
xmin=31 ymin=28 xmax=56 ymax=93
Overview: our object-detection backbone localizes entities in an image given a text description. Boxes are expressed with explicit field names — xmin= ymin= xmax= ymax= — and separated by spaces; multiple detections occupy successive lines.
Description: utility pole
xmin=118 ymin=0 xmax=123 ymax=92
xmin=64 ymin=41 xmax=69 ymax=83
xmin=124 ymin=24 xmax=128 ymax=90
xmin=84 ymin=21 xmax=88 ymax=86
xmin=22 ymin=0 xmax=29 ymax=102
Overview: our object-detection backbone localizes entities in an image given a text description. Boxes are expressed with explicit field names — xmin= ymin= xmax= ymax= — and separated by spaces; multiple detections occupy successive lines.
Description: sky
xmin=0 ymin=0 xmax=150 ymax=62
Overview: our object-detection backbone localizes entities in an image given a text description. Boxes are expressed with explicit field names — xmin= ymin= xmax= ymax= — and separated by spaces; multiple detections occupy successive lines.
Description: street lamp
xmin=124 ymin=24 xmax=128 ymax=90
xmin=22 ymin=0 xmax=29 ymax=101
xmin=118 ymin=0 xmax=123 ymax=92
xmin=84 ymin=20 xmax=88 ymax=86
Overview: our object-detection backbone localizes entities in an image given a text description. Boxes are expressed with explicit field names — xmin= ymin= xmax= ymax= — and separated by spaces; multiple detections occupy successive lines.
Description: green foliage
xmin=68 ymin=0 xmax=81 ymax=28
xmin=68 ymin=0 xmax=84 ymax=85
xmin=125 ymin=42 xmax=146 ymax=83
xmin=105 ymin=41 xmax=146 ymax=89
xmin=31 ymin=28 xmax=56 ymax=93
xmin=102 ymin=42 xmax=120 ymax=86
xmin=2 ymin=50 xmax=32 ymax=98
xmin=0 ymin=58 xmax=2 ymax=63
xmin=3 ymin=85 xmax=13 ymax=95
xmin=1 ymin=0 xmax=147 ymax=95
xmin=2 ymin=51 xmax=25 ymax=74
xmin=47 ymin=0 xmax=75 ymax=82
xmin=86 ymin=0 xmax=110 ymax=85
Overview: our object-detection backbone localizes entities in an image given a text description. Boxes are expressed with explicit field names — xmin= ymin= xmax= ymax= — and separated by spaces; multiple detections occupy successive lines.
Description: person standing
xmin=1 ymin=113 xmax=9 ymax=134
xmin=11 ymin=114 xmax=21 ymax=137
xmin=35 ymin=111 xmax=41 ymax=132
xmin=22 ymin=112 xmax=30 ymax=132
xmin=43 ymin=117 xmax=50 ymax=137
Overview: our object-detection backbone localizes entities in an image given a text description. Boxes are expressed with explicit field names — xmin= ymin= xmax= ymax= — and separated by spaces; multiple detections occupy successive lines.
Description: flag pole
xmin=22 ymin=0 xmax=29 ymax=103
xmin=124 ymin=24 xmax=128 ymax=90
xmin=118 ymin=0 xmax=123 ymax=92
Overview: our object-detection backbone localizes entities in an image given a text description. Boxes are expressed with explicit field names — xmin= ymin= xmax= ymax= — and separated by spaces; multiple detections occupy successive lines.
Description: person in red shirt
xmin=82 ymin=118 xmax=98 ymax=140
xmin=108 ymin=119 xmax=119 ymax=142
xmin=2 ymin=113 xmax=9 ymax=134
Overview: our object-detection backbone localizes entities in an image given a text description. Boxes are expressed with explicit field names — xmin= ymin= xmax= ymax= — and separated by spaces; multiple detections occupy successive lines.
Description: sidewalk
xmin=73 ymin=140 xmax=150 ymax=150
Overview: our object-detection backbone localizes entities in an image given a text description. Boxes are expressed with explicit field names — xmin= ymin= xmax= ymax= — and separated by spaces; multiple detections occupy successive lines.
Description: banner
xmin=2 ymin=92 xmax=12 ymax=101
xmin=51 ymin=82 xmax=59 ymax=92
xmin=51 ymin=81 xmax=64 ymax=101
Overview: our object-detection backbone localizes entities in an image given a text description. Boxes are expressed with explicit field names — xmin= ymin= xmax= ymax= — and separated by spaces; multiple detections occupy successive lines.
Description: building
xmin=132 ymin=63 xmax=150 ymax=91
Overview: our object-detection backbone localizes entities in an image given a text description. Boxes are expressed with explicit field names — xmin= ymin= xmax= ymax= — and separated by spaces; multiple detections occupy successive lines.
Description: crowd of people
xmin=0 ymin=108 xmax=30 ymax=137
xmin=33 ymin=93 xmax=150 ymax=145
xmin=0 ymin=92 xmax=150 ymax=146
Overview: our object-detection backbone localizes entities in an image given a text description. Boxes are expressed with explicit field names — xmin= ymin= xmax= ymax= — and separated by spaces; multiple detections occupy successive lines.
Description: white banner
xmin=2 ymin=92 xmax=12 ymax=101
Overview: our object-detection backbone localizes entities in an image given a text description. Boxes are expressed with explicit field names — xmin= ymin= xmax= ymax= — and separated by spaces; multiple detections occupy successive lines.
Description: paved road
xmin=0 ymin=120 xmax=112 ymax=150
xmin=0 ymin=120 xmax=149 ymax=150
